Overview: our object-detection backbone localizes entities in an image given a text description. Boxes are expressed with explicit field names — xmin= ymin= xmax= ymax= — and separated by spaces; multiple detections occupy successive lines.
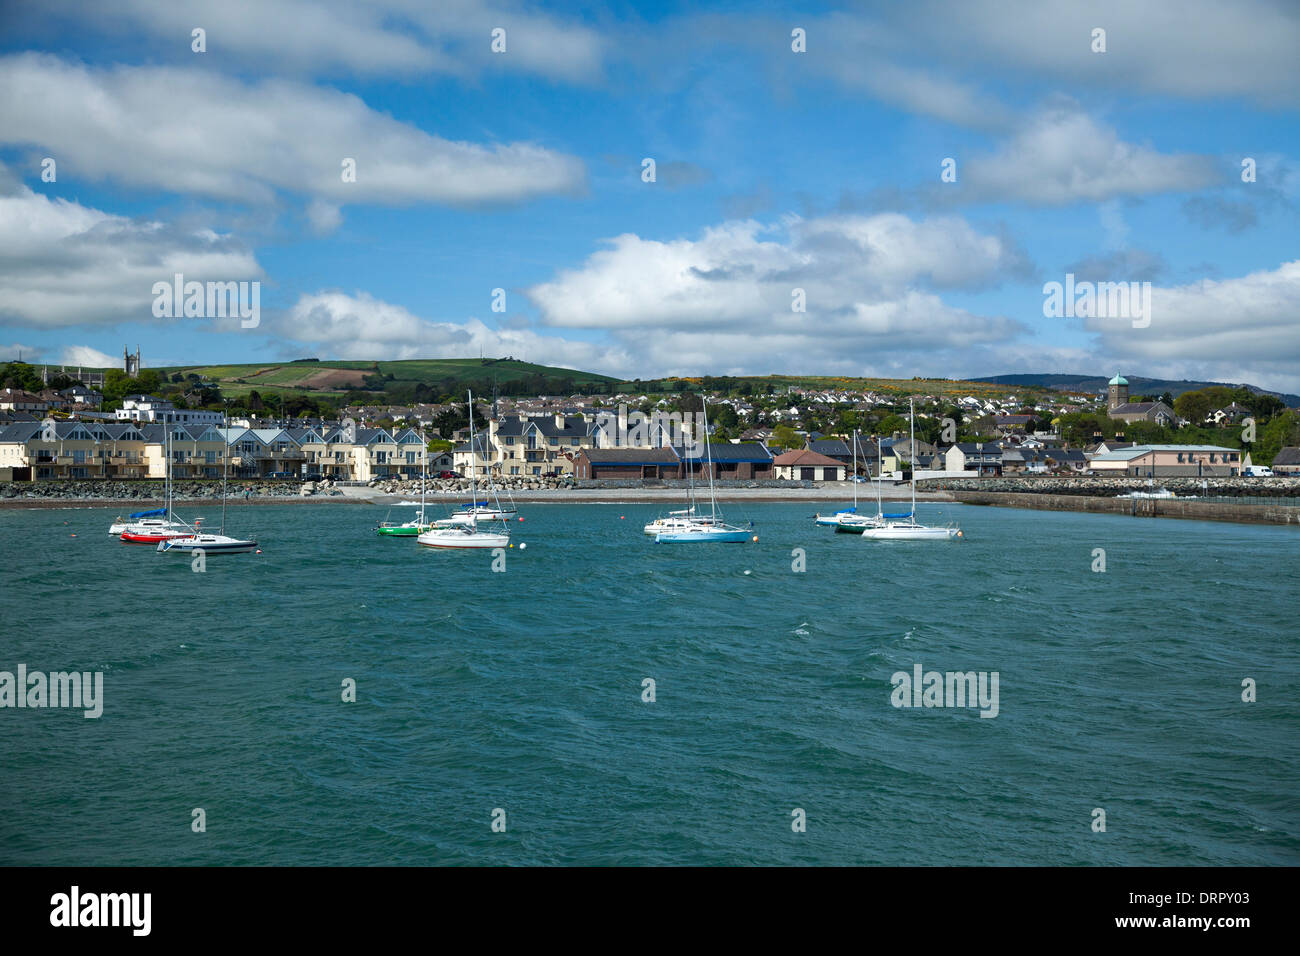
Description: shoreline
xmin=3 ymin=487 xmax=1297 ymax=525
xmin=951 ymin=490 xmax=1300 ymax=527
xmin=0 ymin=486 xmax=947 ymax=510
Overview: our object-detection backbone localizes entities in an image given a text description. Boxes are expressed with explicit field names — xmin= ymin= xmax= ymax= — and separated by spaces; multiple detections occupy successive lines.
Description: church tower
xmin=124 ymin=345 xmax=141 ymax=377
xmin=1107 ymin=373 xmax=1129 ymax=410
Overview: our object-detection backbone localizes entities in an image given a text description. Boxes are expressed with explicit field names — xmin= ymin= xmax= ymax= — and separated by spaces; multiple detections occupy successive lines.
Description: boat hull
xmin=656 ymin=528 xmax=752 ymax=543
xmin=417 ymin=529 xmax=510 ymax=548
xmin=447 ymin=509 xmax=517 ymax=524
xmin=861 ymin=525 xmax=959 ymax=540
xmin=814 ymin=513 xmax=852 ymax=526
xmin=121 ymin=530 xmax=191 ymax=543
xmin=158 ymin=536 xmax=258 ymax=554
xmin=376 ymin=525 xmax=426 ymax=536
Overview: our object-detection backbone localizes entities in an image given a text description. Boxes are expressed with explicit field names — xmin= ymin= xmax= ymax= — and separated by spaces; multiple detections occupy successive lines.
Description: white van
xmin=1244 ymin=465 xmax=1273 ymax=477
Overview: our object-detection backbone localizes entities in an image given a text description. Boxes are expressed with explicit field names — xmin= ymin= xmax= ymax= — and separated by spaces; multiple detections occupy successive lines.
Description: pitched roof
xmin=1269 ymin=446 xmax=1300 ymax=466
xmin=674 ymin=441 xmax=772 ymax=462
xmin=581 ymin=447 xmax=679 ymax=464
xmin=772 ymin=449 xmax=843 ymax=467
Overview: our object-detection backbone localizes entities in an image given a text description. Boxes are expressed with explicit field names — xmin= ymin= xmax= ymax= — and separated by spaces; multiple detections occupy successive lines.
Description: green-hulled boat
xmin=376 ymin=510 xmax=433 ymax=536
xmin=376 ymin=428 xmax=432 ymax=537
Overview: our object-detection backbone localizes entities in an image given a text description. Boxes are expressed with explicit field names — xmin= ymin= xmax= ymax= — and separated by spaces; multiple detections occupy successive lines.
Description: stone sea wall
xmin=917 ymin=475 xmax=1300 ymax=497
xmin=0 ymin=479 xmax=302 ymax=501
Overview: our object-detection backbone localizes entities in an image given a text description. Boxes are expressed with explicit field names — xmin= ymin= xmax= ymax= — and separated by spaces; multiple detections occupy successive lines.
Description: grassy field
xmin=154 ymin=358 xmax=622 ymax=398
xmin=124 ymin=358 xmax=1053 ymax=403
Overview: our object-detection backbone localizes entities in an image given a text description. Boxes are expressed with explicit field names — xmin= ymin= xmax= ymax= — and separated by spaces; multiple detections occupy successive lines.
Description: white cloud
xmin=1085 ymin=260 xmax=1300 ymax=393
xmin=279 ymin=291 xmax=635 ymax=373
xmin=526 ymin=213 xmax=1026 ymax=334
xmin=0 ymin=183 xmax=263 ymax=328
xmin=59 ymin=345 xmax=120 ymax=368
xmin=883 ymin=0 xmax=1300 ymax=109
xmin=960 ymin=108 xmax=1218 ymax=204
xmin=0 ymin=54 xmax=586 ymax=206
xmin=1 ymin=343 xmax=42 ymax=362
xmin=42 ymin=0 xmax=605 ymax=82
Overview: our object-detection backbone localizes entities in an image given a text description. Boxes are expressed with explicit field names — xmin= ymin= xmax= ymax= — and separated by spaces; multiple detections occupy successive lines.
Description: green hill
xmin=156 ymin=357 xmax=621 ymax=399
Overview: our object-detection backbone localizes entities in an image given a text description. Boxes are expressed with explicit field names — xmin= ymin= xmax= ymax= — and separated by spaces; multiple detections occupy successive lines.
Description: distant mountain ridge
xmin=972 ymin=373 xmax=1299 ymax=408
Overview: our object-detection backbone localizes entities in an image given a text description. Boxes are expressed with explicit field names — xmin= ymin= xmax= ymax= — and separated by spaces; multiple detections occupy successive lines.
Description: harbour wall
xmin=951 ymin=490 xmax=1300 ymax=526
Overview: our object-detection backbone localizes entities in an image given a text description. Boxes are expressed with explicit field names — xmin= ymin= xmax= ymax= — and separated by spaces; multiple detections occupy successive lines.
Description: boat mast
xmin=466 ymin=390 xmax=478 ymax=533
xmin=702 ymin=396 xmax=718 ymax=519
xmin=420 ymin=426 xmax=427 ymax=522
xmin=221 ymin=399 xmax=229 ymax=534
xmin=875 ymin=434 xmax=884 ymax=517
xmin=909 ymin=396 xmax=916 ymax=518
xmin=852 ymin=428 xmax=858 ymax=510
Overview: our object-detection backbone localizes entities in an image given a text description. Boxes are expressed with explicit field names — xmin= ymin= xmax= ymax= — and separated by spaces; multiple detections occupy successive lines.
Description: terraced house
xmin=0 ymin=420 xmax=431 ymax=482
xmin=487 ymin=413 xmax=595 ymax=476
xmin=0 ymin=421 xmax=160 ymax=479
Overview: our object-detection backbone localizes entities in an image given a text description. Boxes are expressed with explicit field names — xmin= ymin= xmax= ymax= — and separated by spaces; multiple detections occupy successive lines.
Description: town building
xmin=1105 ymin=373 xmax=1176 ymax=426
xmin=1269 ymin=447 xmax=1300 ymax=475
xmin=772 ymin=449 xmax=845 ymax=481
xmin=1088 ymin=444 xmax=1242 ymax=477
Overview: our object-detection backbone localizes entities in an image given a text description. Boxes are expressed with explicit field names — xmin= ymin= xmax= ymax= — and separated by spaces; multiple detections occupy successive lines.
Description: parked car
xmin=265 ymin=471 xmax=294 ymax=478
xmin=541 ymin=471 xmax=561 ymax=478
xmin=1244 ymin=465 xmax=1273 ymax=477
xmin=301 ymin=472 xmax=323 ymax=480
xmin=437 ymin=470 xmax=458 ymax=479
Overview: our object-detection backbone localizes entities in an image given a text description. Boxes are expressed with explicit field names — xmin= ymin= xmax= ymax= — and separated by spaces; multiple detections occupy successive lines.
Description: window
xmin=549 ymin=438 xmax=558 ymax=446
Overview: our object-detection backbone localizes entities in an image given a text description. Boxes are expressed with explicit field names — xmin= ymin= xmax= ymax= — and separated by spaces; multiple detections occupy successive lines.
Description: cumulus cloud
xmin=526 ymin=213 xmax=1027 ymax=334
xmin=37 ymin=0 xmax=606 ymax=83
xmin=959 ymin=108 xmax=1218 ymax=204
xmin=0 ymin=183 xmax=262 ymax=328
xmin=59 ymin=345 xmax=120 ymax=368
xmin=1083 ymin=259 xmax=1300 ymax=393
xmin=0 ymin=54 xmax=586 ymax=206
xmin=279 ymin=291 xmax=635 ymax=373
xmin=1 ymin=343 xmax=42 ymax=362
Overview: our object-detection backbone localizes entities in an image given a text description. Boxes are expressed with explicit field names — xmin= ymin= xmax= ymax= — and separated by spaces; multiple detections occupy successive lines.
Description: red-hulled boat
xmin=120 ymin=526 xmax=192 ymax=544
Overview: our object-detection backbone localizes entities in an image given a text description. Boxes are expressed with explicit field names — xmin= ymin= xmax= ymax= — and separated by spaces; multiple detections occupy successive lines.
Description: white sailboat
xmin=831 ymin=429 xmax=887 ymax=533
xmin=419 ymin=391 xmax=511 ymax=549
xmin=861 ymin=398 xmax=962 ymax=541
xmin=377 ymin=428 xmax=434 ymax=536
xmin=815 ymin=428 xmax=862 ymax=527
xmin=120 ymin=426 xmax=193 ymax=543
xmin=159 ymin=406 xmax=258 ymax=555
xmin=643 ymin=448 xmax=716 ymax=534
xmin=655 ymin=397 xmax=755 ymax=543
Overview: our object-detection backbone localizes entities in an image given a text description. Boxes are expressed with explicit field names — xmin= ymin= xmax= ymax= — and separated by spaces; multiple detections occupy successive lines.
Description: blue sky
xmin=1 ymin=0 xmax=1297 ymax=393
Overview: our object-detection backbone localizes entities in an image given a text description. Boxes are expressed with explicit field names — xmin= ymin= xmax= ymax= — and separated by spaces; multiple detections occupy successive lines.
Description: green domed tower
xmin=1107 ymin=373 xmax=1129 ymax=410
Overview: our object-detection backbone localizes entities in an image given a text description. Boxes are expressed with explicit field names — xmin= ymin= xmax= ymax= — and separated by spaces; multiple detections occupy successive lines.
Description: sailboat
xmin=109 ymin=508 xmax=170 ymax=536
xmin=815 ymin=429 xmax=860 ymax=526
xmin=158 ymin=408 xmax=258 ymax=555
xmin=643 ymin=439 xmax=716 ymax=534
xmin=655 ymin=398 xmax=755 ymax=543
xmin=120 ymin=426 xmax=193 ymax=543
xmin=836 ymin=433 xmax=895 ymax=533
xmin=377 ymin=429 xmax=434 ymax=536
xmin=418 ymin=391 xmax=511 ymax=549
xmin=861 ymin=398 xmax=962 ymax=541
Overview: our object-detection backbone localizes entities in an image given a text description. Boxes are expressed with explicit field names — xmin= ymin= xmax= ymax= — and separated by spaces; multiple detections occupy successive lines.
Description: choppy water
xmin=1 ymin=500 xmax=1297 ymax=865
